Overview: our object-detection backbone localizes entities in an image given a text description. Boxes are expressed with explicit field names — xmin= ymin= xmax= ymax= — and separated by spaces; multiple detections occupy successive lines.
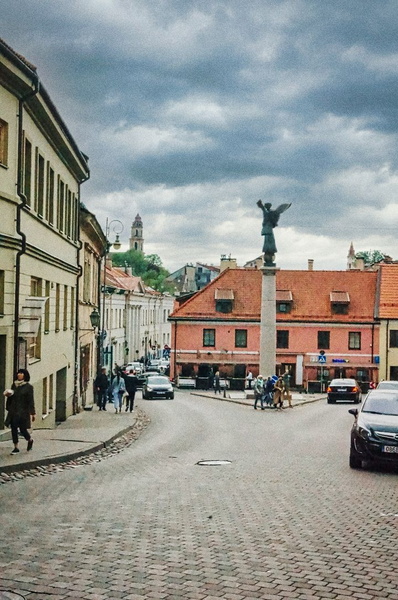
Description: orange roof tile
xmin=378 ymin=264 xmax=398 ymax=318
xmin=169 ymin=268 xmax=377 ymax=322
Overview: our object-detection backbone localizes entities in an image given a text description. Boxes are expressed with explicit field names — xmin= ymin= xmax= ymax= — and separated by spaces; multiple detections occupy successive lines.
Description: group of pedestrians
xmin=94 ymin=366 xmax=138 ymax=413
xmin=253 ymin=372 xmax=292 ymax=410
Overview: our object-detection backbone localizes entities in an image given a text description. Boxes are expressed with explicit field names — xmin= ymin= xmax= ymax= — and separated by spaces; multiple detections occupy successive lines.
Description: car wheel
xmin=170 ymin=393 xmax=174 ymax=399
xmin=349 ymin=449 xmax=362 ymax=469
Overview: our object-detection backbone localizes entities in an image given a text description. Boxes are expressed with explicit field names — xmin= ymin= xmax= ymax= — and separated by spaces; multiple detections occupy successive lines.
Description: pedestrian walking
xmin=282 ymin=368 xmax=293 ymax=408
xmin=110 ymin=370 xmax=126 ymax=413
xmin=263 ymin=376 xmax=274 ymax=407
xmin=124 ymin=369 xmax=138 ymax=412
xmin=214 ymin=370 xmax=222 ymax=394
xmin=246 ymin=370 xmax=253 ymax=390
xmin=253 ymin=375 xmax=265 ymax=409
xmin=94 ymin=367 xmax=110 ymax=410
xmin=273 ymin=377 xmax=284 ymax=409
xmin=3 ymin=368 xmax=35 ymax=455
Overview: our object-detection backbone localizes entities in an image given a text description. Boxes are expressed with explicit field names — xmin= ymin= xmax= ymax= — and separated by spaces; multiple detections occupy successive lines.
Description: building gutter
xmin=13 ymin=72 xmax=40 ymax=377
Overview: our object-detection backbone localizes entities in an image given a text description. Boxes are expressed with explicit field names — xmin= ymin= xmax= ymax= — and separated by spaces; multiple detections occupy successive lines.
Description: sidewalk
xmin=191 ymin=389 xmax=326 ymax=408
xmin=0 ymin=405 xmax=137 ymax=475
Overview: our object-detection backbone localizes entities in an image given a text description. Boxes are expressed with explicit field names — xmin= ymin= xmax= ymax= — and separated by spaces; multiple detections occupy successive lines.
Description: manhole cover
xmin=196 ymin=460 xmax=232 ymax=466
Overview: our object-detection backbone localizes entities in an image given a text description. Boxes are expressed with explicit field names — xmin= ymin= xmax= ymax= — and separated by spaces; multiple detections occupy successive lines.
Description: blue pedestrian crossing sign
xmin=318 ymin=354 xmax=326 ymax=363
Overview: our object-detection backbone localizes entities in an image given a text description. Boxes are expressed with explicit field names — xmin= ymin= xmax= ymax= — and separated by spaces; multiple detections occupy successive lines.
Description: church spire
xmin=347 ymin=241 xmax=356 ymax=270
xmin=129 ymin=214 xmax=144 ymax=252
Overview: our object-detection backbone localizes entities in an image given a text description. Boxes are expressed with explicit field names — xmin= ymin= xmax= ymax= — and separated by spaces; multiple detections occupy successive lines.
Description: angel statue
xmin=257 ymin=200 xmax=291 ymax=266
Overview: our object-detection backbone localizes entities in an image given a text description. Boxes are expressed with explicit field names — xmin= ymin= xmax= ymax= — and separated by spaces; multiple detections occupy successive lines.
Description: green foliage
xmin=111 ymin=250 xmax=174 ymax=293
xmin=355 ymin=249 xmax=386 ymax=267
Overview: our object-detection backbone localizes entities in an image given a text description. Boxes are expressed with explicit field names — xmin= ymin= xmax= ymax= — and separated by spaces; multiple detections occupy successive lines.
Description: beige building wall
xmin=378 ymin=320 xmax=398 ymax=381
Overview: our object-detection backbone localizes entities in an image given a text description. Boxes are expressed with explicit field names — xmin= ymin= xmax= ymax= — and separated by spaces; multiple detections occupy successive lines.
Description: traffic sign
xmin=318 ymin=354 xmax=326 ymax=363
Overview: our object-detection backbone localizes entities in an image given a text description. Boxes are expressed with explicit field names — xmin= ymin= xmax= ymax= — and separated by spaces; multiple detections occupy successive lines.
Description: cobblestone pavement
xmin=0 ymin=392 xmax=397 ymax=600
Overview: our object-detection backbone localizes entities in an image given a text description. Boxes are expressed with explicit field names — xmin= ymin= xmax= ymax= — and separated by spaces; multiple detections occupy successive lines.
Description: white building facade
xmin=0 ymin=39 xmax=89 ymax=430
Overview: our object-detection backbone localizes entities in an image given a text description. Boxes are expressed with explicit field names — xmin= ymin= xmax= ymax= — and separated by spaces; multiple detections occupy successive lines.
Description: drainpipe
xmin=173 ymin=320 xmax=177 ymax=381
xmin=73 ymin=235 xmax=83 ymax=415
xmin=13 ymin=74 xmax=40 ymax=377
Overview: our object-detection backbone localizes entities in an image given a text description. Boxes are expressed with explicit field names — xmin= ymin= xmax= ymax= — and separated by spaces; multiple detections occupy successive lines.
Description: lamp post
xmin=101 ymin=219 xmax=124 ymax=370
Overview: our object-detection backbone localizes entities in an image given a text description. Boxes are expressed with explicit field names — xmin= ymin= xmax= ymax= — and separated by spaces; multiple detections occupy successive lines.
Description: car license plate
xmin=382 ymin=446 xmax=398 ymax=453
xmin=337 ymin=388 xmax=347 ymax=392
xmin=157 ymin=391 xmax=165 ymax=395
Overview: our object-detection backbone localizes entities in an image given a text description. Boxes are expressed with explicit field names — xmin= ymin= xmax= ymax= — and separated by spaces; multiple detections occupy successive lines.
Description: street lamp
xmin=89 ymin=307 xmax=101 ymax=329
xmin=101 ymin=219 xmax=124 ymax=369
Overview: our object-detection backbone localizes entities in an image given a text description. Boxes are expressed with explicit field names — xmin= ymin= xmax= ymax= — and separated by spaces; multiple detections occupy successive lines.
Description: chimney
xmin=308 ymin=259 xmax=314 ymax=271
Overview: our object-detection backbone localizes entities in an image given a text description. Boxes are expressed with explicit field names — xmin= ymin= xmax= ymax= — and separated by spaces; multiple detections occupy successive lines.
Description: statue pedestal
xmin=259 ymin=265 xmax=279 ymax=377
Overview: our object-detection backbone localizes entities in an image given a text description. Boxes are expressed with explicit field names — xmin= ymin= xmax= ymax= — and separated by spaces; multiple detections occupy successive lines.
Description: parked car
xmin=142 ymin=375 xmax=174 ymax=400
xmin=377 ymin=380 xmax=398 ymax=391
xmin=145 ymin=365 xmax=161 ymax=376
xmin=124 ymin=362 xmax=143 ymax=375
xmin=349 ymin=389 xmax=398 ymax=469
xmin=327 ymin=378 xmax=361 ymax=404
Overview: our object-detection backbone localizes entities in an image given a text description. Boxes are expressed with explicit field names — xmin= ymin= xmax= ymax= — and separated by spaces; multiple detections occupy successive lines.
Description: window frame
xmin=0 ymin=119 xmax=8 ymax=167
xmin=317 ymin=330 xmax=330 ymax=350
xmin=235 ymin=329 xmax=247 ymax=348
xmin=348 ymin=331 xmax=361 ymax=350
xmin=389 ymin=330 xmax=398 ymax=348
xmin=203 ymin=328 xmax=215 ymax=347
xmin=277 ymin=330 xmax=289 ymax=349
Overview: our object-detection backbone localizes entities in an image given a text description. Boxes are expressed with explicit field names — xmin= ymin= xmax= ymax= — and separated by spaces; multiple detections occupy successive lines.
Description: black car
xmin=327 ymin=378 xmax=361 ymax=404
xmin=142 ymin=375 xmax=174 ymax=400
xmin=349 ymin=389 xmax=398 ymax=469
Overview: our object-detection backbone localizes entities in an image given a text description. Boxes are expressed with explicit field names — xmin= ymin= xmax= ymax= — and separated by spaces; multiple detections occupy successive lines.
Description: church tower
xmin=347 ymin=241 xmax=356 ymax=270
xmin=129 ymin=214 xmax=144 ymax=252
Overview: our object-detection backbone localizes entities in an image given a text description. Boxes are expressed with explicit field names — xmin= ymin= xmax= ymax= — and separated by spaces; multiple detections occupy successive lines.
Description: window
xmin=70 ymin=286 xmax=75 ymax=328
xmin=389 ymin=330 xmax=398 ymax=348
xmin=46 ymin=163 xmax=55 ymax=224
xmin=0 ymin=270 xmax=4 ymax=315
xmin=63 ymin=286 xmax=68 ymax=330
xmin=42 ymin=377 xmax=48 ymax=415
xmin=349 ymin=332 xmax=361 ymax=350
xmin=277 ymin=303 xmax=291 ymax=313
xmin=57 ymin=177 xmax=65 ymax=232
xmin=23 ymin=137 xmax=32 ymax=205
xmin=216 ymin=300 xmax=232 ymax=313
xmin=318 ymin=331 xmax=330 ymax=350
xmin=277 ymin=330 xmax=289 ymax=349
xmin=35 ymin=150 xmax=45 ymax=216
xmin=0 ymin=119 xmax=8 ymax=166
xmin=49 ymin=373 xmax=54 ymax=410
xmin=31 ymin=277 xmax=42 ymax=297
xmin=44 ymin=281 xmax=50 ymax=332
xmin=203 ymin=329 xmax=215 ymax=347
xmin=332 ymin=303 xmax=348 ymax=315
xmin=55 ymin=284 xmax=60 ymax=331
xmin=235 ymin=329 xmax=247 ymax=348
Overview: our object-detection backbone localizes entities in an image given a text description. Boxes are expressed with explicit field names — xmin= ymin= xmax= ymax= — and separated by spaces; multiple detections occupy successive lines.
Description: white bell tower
xmin=129 ymin=214 xmax=144 ymax=252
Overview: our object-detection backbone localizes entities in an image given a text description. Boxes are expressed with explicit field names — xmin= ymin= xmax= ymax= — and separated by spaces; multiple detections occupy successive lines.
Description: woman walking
xmin=110 ymin=370 xmax=126 ymax=413
xmin=4 ymin=368 xmax=36 ymax=455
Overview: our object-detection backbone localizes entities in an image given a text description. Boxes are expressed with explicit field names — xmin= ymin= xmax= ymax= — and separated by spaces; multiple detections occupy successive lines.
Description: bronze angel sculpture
xmin=257 ymin=200 xmax=291 ymax=266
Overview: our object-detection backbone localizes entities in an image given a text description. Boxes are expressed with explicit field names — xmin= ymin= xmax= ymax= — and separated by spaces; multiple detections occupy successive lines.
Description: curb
xmin=191 ymin=391 xmax=325 ymax=408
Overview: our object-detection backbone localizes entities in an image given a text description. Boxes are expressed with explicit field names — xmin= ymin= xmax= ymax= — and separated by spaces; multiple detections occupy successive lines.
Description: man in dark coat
xmin=94 ymin=367 xmax=109 ymax=410
xmin=4 ymin=368 xmax=36 ymax=455
xmin=124 ymin=369 xmax=139 ymax=412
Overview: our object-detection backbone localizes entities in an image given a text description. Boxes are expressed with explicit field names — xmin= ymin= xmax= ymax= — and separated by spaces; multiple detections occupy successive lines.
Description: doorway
xmin=55 ymin=367 xmax=67 ymax=422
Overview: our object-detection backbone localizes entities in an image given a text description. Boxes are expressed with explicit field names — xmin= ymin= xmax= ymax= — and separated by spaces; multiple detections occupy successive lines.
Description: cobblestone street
xmin=0 ymin=391 xmax=397 ymax=600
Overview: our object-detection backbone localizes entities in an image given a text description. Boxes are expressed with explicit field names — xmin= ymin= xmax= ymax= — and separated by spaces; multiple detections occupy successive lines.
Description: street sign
xmin=318 ymin=354 xmax=326 ymax=363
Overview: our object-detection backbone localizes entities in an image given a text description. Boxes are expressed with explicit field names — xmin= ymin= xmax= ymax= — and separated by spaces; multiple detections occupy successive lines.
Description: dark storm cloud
xmin=3 ymin=0 xmax=398 ymax=269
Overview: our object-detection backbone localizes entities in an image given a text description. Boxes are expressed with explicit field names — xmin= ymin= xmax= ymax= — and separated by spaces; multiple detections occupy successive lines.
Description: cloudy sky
xmin=3 ymin=1 xmax=398 ymax=272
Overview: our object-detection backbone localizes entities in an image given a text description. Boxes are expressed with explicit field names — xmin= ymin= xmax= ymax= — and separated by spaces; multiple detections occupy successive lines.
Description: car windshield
xmin=362 ymin=395 xmax=398 ymax=416
xmin=147 ymin=377 xmax=169 ymax=385
xmin=378 ymin=381 xmax=398 ymax=390
xmin=330 ymin=379 xmax=356 ymax=386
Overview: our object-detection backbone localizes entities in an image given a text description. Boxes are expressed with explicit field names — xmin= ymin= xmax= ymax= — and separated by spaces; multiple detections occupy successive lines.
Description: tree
xmin=111 ymin=249 xmax=174 ymax=293
xmin=355 ymin=250 xmax=386 ymax=267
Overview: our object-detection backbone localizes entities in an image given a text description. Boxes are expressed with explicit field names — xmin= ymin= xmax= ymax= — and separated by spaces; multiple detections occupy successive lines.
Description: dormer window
xmin=276 ymin=290 xmax=293 ymax=313
xmin=215 ymin=289 xmax=234 ymax=313
xmin=330 ymin=291 xmax=350 ymax=315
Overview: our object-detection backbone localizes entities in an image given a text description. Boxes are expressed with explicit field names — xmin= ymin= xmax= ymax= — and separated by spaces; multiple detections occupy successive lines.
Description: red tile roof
xmin=378 ymin=264 xmax=398 ymax=318
xmin=170 ymin=268 xmax=377 ymax=322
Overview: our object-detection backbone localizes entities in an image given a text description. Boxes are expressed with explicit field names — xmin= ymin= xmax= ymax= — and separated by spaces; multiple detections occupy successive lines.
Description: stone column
xmin=259 ymin=266 xmax=279 ymax=377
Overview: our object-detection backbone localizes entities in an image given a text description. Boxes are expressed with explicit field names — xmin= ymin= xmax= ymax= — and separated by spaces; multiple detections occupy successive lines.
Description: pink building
xmin=169 ymin=268 xmax=379 ymax=391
